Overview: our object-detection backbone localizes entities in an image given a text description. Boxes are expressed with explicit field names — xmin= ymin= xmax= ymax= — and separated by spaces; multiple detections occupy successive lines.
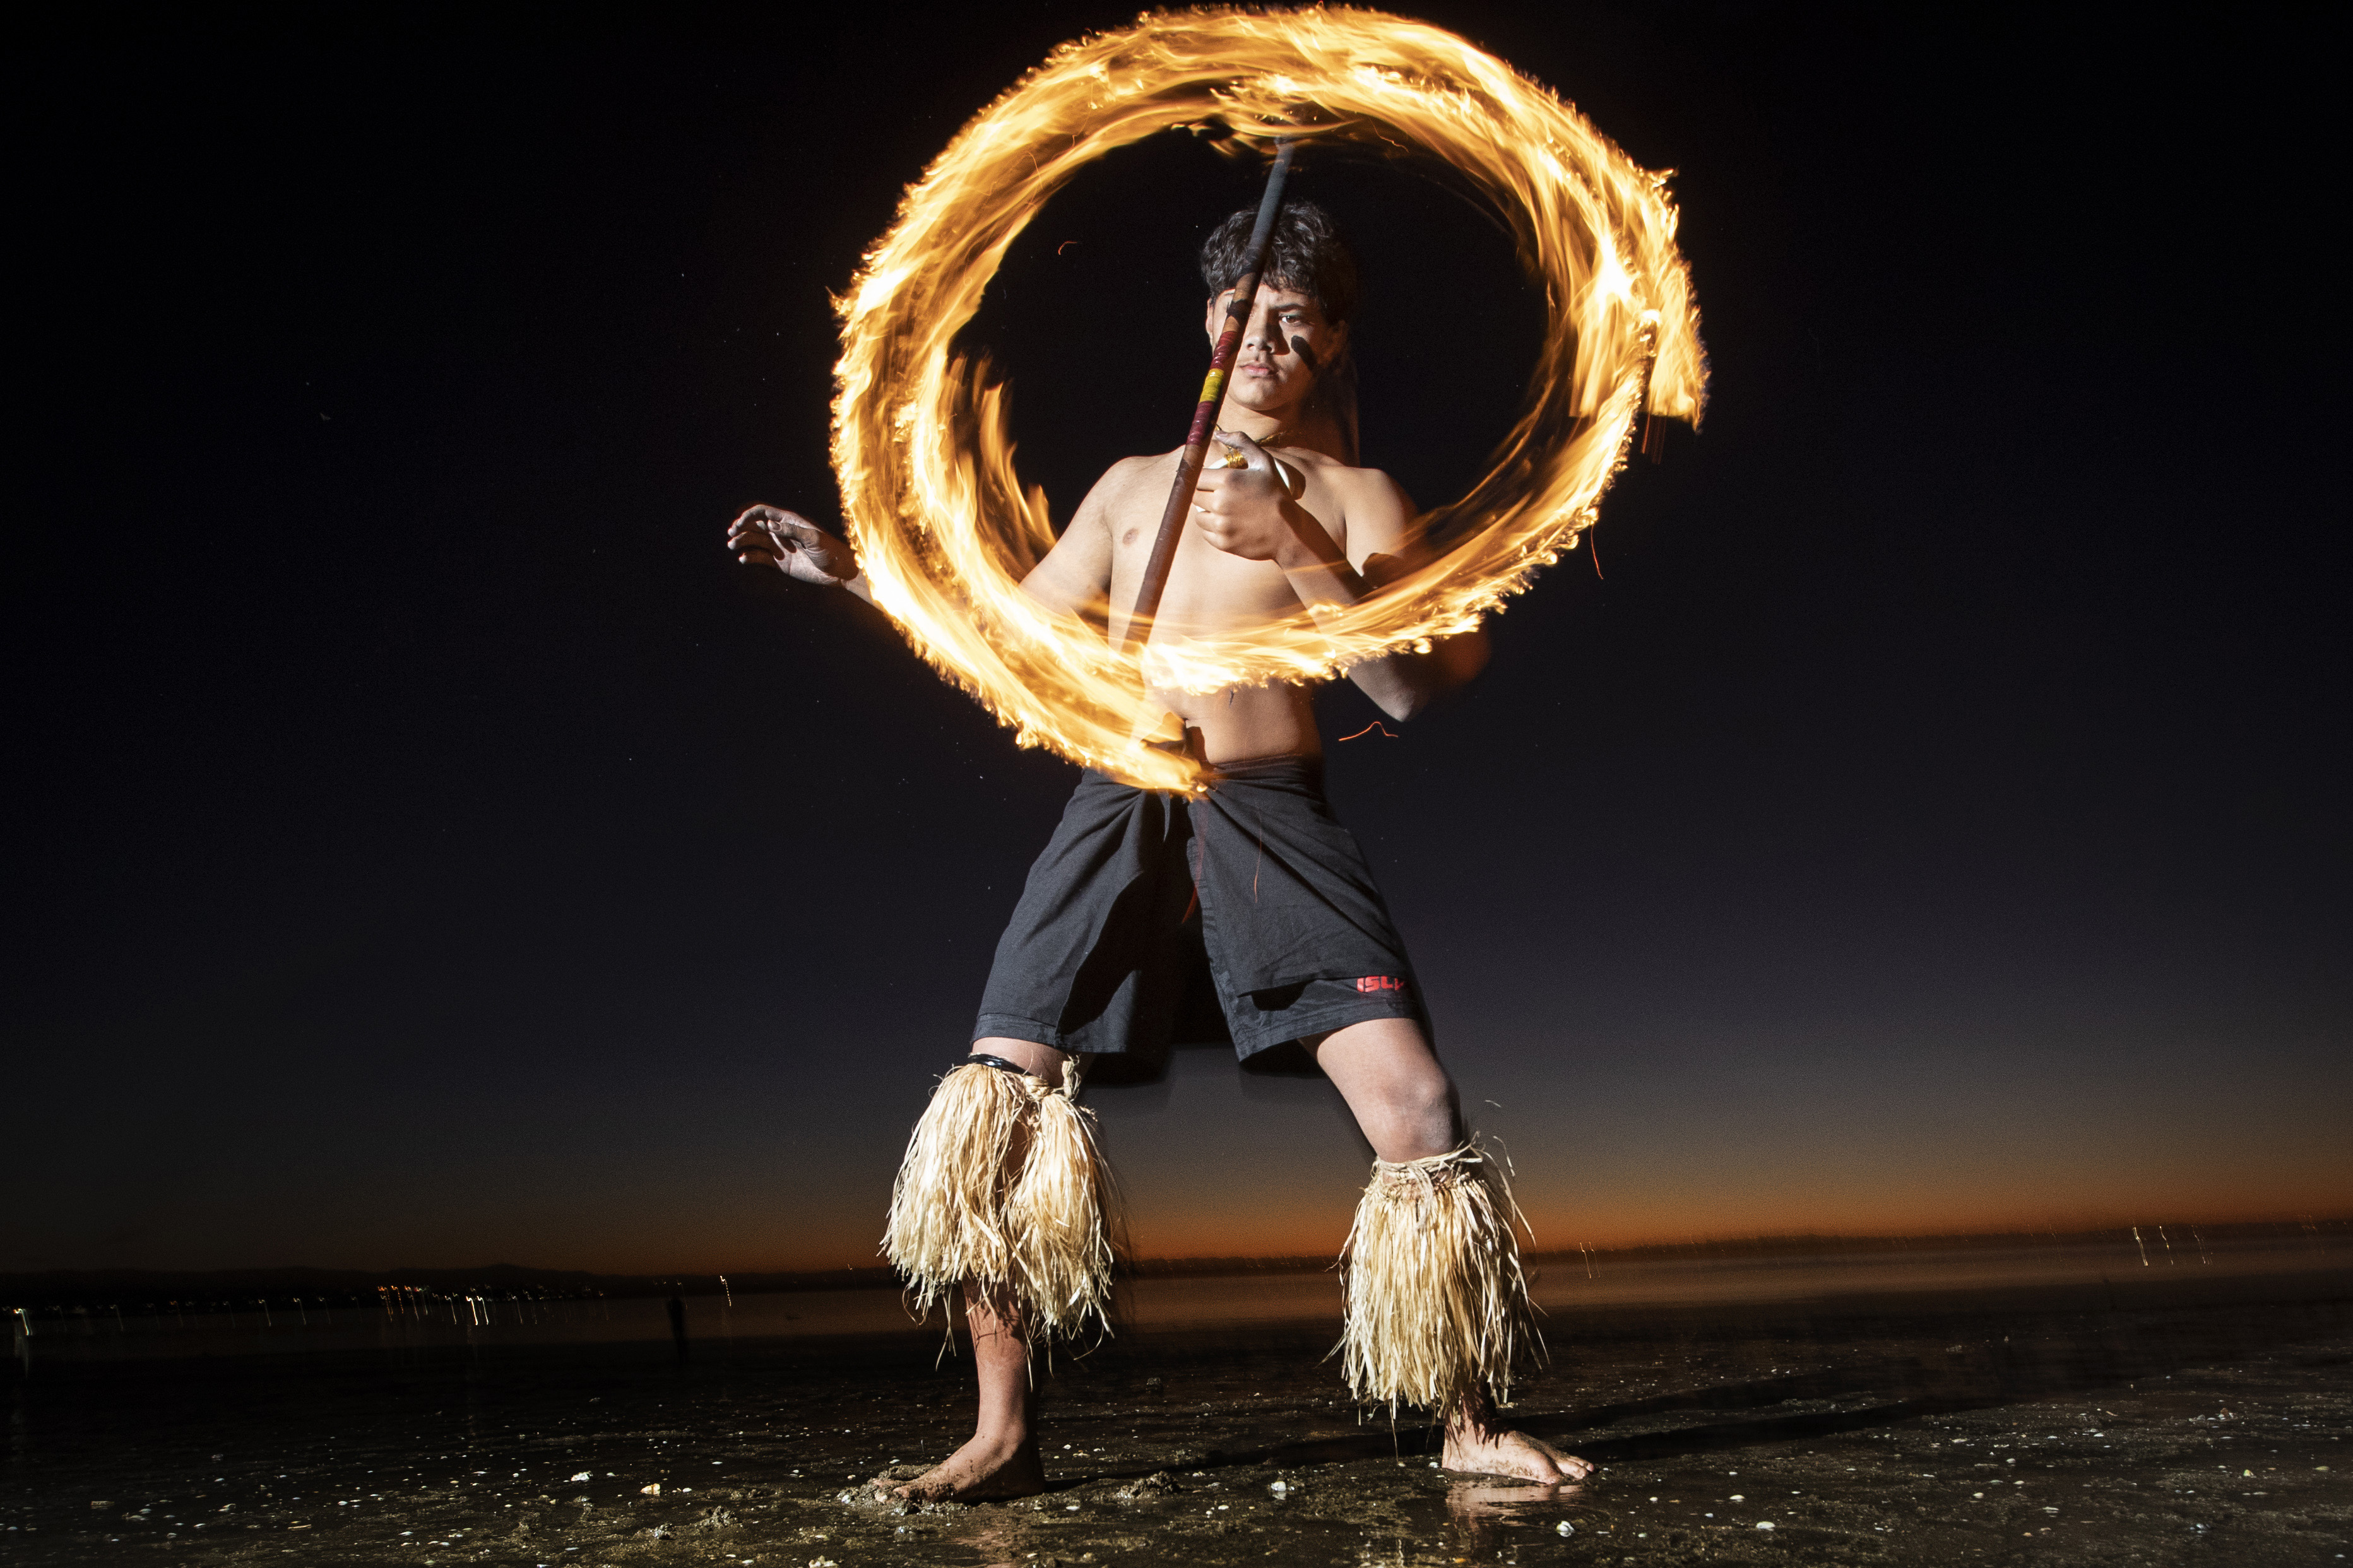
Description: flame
xmin=833 ymin=7 xmax=1705 ymax=791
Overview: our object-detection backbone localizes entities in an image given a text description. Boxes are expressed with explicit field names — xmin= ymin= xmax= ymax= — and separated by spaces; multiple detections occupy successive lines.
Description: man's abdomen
xmin=1148 ymin=678 xmax=1319 ymax=764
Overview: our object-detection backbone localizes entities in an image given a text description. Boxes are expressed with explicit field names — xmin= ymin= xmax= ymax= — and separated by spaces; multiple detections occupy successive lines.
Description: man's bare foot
xmin=1442 ymin=1400 xmax=1592 ymax=1483
xmin=871 ymin=1429 xmax=1046 ymax=1504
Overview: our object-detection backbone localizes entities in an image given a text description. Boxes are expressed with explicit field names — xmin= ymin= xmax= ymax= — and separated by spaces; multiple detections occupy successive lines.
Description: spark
xmin=1338 ymin=721 xmax=1399 ymax=741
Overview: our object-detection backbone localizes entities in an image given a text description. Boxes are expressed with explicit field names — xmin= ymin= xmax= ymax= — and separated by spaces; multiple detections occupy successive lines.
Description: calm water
xmin=13 ymin=1235 xmax=2341 ymax=1367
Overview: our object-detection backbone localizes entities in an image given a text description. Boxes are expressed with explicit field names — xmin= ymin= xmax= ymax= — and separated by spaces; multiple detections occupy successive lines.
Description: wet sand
xmin=6 ymin=1263 xmax=2349 ymax=1565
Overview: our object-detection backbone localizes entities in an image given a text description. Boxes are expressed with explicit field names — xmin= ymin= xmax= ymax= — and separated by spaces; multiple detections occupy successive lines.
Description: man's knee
xmin=1372 ymin=1044 xmax=1460 ymax=1154
xmin=1387 ymin=1069 xmax=1458 ymax=1146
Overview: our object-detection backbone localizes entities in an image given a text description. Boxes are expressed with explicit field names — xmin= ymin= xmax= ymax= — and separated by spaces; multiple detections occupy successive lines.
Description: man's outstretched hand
xmin=728 ymin=504 xmax=862 ymax=588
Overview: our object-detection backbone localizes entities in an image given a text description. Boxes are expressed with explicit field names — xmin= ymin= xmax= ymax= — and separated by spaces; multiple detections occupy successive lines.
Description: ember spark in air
xmin=831 ymin=8 xmax=1707 ymax=791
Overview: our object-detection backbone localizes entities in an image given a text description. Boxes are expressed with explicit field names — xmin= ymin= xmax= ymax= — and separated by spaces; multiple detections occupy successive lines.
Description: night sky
xmin=11 ymin=6 xmax=2345 ymax=1277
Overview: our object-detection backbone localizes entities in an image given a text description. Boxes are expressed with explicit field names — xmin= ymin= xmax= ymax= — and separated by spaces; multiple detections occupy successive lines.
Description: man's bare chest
xmin=1104 ymin=454 xmax=1346 ymax=630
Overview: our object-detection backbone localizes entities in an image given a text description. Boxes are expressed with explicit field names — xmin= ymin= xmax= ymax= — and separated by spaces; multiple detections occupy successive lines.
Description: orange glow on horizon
xmin=636 ymin=1196 xmax=2353 ymax=1277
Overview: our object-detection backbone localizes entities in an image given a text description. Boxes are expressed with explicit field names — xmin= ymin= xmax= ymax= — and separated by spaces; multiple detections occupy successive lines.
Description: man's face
xmin=1203 ymin=280 xmax=1347 ymax=419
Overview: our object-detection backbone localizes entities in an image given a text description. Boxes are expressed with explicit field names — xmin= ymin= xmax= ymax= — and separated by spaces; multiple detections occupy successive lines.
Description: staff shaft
xmin=1120 ymin=139 xmax=1296 ymax=657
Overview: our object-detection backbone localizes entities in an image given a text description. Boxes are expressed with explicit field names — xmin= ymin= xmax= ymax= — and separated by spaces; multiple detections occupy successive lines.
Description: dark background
xmin=9 ymin=4 xmax=2345 ymax=1273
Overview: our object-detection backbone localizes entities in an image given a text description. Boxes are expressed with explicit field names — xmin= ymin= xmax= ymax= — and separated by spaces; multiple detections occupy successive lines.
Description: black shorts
xmin=973 ymin=753 xmax=1431 ymax=1063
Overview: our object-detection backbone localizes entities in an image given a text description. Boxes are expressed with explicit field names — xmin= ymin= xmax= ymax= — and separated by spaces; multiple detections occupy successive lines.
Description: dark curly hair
xmin=1198 ymin=199 xmax=1361 ymax=323
xmin=1199 ymin=199 xmax=1362 ymax=461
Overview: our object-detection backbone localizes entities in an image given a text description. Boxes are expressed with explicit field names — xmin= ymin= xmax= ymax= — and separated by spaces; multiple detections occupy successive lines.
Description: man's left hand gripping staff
xmin=728 ymin=504 xmax=875 ymax=604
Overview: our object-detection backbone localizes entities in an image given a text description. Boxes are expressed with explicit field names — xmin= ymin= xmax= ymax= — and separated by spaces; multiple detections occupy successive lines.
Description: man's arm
xmin=1021 ymin=457 xmax=1146 ymax=640
xmin=1192 ymin=433 xmax=1490 ymax=721
xmin=732 ymin=460 xmax=1129 ymax=630
xmin=1321 ymin=473 xmax=1490 ymax=721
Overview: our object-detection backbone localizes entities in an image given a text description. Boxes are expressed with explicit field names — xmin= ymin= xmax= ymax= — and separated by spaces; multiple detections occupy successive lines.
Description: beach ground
xmin=5 ymin=1268 xmax=2349 ymax=1565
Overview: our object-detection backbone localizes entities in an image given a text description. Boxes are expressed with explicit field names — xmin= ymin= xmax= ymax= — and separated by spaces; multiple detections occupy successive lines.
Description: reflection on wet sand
xmin=952 ymin=1508 xmax=1034 ymax=1568
xmin=3 ymin=1242 xmax=2347 ymax=1565
xmin=1444 ymin=1476 xmax=1582 ymax=1551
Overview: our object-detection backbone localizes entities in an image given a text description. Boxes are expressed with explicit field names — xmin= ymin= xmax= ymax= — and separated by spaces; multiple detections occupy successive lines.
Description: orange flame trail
xmin=832 ymin=7 xmax=1707 ymax=791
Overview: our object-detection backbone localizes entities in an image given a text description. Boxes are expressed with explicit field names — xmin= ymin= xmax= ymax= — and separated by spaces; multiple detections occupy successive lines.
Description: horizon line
xmin=9 ymin=1213 xmax=2347 ymax=1291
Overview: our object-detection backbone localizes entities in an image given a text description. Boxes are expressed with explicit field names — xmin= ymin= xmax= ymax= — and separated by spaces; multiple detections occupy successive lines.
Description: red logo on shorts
xmin=1354 ymin=975 xmax=1407 ymax=994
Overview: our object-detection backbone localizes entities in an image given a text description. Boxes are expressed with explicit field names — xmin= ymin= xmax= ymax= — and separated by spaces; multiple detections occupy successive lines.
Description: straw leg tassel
xmin=883 ymin=1061 xmax=1118 ymax=1343
xmin=1337 ymin=1141 xmax=1543 ymax=1414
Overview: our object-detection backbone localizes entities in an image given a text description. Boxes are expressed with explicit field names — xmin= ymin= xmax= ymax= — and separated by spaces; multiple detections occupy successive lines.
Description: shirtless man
xmin=729 ymin=202 xmax=1589 ymax=1499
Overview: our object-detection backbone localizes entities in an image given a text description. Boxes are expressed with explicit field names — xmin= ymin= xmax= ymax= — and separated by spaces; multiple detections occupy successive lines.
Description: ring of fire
xmin=831 ymin=7 xmax=1706 ymax=791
